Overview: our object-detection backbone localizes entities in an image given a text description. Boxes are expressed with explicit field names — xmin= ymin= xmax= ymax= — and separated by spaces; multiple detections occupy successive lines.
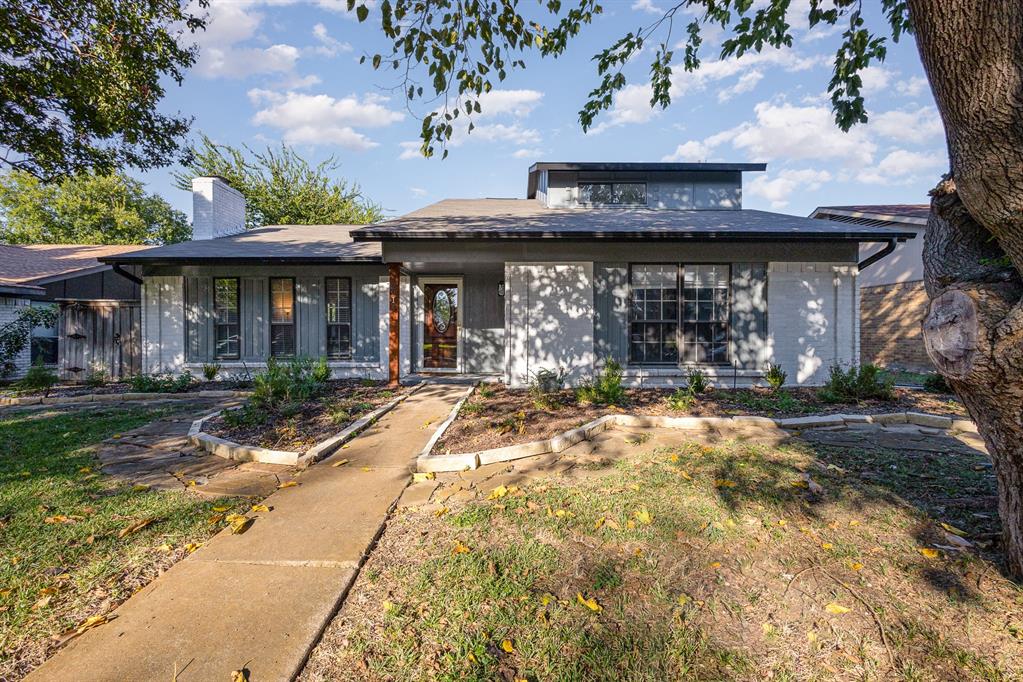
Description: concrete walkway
xmin=27 ymin=383 xmax=468 ymax=682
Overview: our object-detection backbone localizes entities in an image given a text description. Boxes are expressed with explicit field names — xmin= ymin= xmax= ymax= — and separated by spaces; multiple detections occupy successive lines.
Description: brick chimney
xmin=192 ymin=176 xmax=246 ymax=240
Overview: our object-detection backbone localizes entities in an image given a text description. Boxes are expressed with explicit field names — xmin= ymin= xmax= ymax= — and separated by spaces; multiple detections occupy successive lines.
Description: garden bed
xmin=435 ymin=385 xmax=966 ymax=455
xmin=204 ymin=380 xmax=409 ymax=452
xmin=0 ymin=379 xmax=249 ymax=400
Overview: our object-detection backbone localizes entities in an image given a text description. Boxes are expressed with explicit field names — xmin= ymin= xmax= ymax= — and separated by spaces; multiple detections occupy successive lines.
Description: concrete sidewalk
xmin=27 ymin=383 xmax=468 ymax=682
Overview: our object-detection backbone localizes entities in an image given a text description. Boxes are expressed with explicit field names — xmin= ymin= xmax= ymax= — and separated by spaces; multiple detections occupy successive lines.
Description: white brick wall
xmin=0 ymin=296 xmax=32 ymax=378
xmin=192 ymin=177 xmax=246 ymax=240
xmin=767 ymin=262 xmax=858 ymax=385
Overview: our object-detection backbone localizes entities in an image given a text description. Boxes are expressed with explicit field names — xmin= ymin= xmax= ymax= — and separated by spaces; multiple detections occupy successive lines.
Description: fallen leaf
xmin=807 ymin=630 xmax=819 ymax=643
xmin=626 ymin=519 xmax=636 ymax=529
xmin=709 ymin=561 xmax=722 ymax=569
xmin=634 ymin=508 xmax=652 ymax=525
xmin=231 ymin=669 xmax=250 ymax=682
xmin=226 ymin=514 xmax=253 ymax=534
xmin=452 ymin=541 xmax=471 ymax=555
xmin=679 ymin=469 xmax=693 ymax=481
xmin=940 ymin=522 xmax=967 ymax=537
xmin=31 ymin=595 xmax=52 ymax=611
xmin=848 ymin=520 xmax=861 ymax=527
xmin=75 ymin=614 xmax=113 ymax=633
xmin=207 ymin=513 xmax=224 ymax=525
xmin=331 ymin=458 xmax=350 ymax=468
xmin=212 ymin=505 xmax=231 ymax=512
xmin=117 ymin=517 xmax=157 ymax=539
xmin=848 ymin=561 xmax=864 ymax=571
xmin=157 ymin=544 xmax=173 ymax=553
xmin=821 ymin=542 xmax=834 ymax=550
xmin=500 ymin=639 xmax=514 ymax=653
xmin=918 ymin=547 xmax=941 ymax=560
xmin=943 ymin=532 xmax=973 ymax=549
xmin=677 ymin=593 xmax=690 ymax=607
xmin=131 ymin=484 xmax=149 ymax=492
xmin=382 ymin=600 xmax=395 ymax=613
xmin=487 ymin=485 xmax=509 ymax=500
xmin=360 ymin=466 xmax=372 ymax=472
xmin=434 ymin=506 xmax=449 ymax=517
xmin=184 ymin=542 xmax=201 ymax=553
xmin=576 ymin=592 xmax=602 ymax=612
xmin=668 ymin=454 xmax=680 ymax=463
xmin=44 ymin=515 xmax=74 ymax=525
xmin=714 ymin=479 xmax=737 ymax=488
xmin=277 ymin=481 xmax=299 ymax=489
xmin=594 ymin=517 xmax=606 ymax=530
xmin=825 ymin=602 xmax=851 ymax=614
xmin=251 ymin=504 xmax=271 ymax=513
xmin=412 ymin=472 xmax=435 ymax=483
xmin=762 ymin=622 xmax=777 ymax=635
xmin=39 ymin=587 xmax=59 ymax=596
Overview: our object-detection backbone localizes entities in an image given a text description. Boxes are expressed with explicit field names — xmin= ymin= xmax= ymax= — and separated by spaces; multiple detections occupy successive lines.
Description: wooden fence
xmin=59 ymin=300 xmax=141 ymax=381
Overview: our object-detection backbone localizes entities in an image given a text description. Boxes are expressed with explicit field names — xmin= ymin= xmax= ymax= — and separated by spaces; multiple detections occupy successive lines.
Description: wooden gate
xmin=59 ymin=300 xmax=142 ymax=382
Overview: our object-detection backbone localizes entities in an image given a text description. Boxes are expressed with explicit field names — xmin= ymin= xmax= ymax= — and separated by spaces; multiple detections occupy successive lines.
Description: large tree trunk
xmin=907 ymin=1 xmax=1023 ymax=577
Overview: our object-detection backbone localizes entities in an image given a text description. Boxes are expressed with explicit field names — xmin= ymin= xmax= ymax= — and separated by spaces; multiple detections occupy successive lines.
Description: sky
xmin=139 ymin=0 xmax=947 ymax=222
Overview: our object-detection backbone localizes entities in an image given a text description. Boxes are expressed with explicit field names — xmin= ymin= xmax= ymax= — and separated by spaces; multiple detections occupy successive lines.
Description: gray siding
xmin=730 ymin=263 xmax=769 ymax=369
xmin=353 ymin=276 xmax=379 ymax=362
xmin=184 ymin=276 xmax=214 ymax=362
xmin=241 ymin=277 xmax=268 ymax=361
xmin=593 ymin=264 xmax=629 ymax=364
xmin=463 ymin=272 xmax=505 ymax=373
xmin=297 ymin=277 xmax=325 ymax=357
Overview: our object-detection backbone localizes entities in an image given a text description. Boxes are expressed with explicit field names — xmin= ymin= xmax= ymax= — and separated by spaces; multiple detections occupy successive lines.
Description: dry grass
xmin=302 ymin=431 xmax=1021 ymax=682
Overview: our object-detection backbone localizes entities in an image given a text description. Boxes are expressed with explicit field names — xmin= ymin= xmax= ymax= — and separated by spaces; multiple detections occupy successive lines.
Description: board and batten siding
xmin=462 ymin=271 xmax=505 ymax=374
xmin=142 ymin=276 xmax=185 ymax=373
xmin=592 ymin=264 xmax=629 ymax=365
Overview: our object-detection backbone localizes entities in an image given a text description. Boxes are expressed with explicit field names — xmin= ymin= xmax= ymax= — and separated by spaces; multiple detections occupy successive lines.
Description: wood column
xmin=388 ymin=262 xmax=401 ymax=386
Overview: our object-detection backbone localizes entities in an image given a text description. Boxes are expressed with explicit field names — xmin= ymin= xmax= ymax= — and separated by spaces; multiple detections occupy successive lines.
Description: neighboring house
xmin=810 ymin=204 xmax=931 ymax=372
xmin=0 ymin=244 xmax=146 ymax=379
xmin=104 ymin=165 xmax=914 ymax=388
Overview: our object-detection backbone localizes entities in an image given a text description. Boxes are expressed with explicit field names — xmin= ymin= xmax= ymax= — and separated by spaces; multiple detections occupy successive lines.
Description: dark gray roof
xmin=528 ymin=161 xmax=767 ymax=173
xmin=101 ymin=224 xmax=382 ymax=264
xmin=811 ymin=205 xmax=929 ymax=227
xmin=353 ymin=199 xmax=917 ymax=242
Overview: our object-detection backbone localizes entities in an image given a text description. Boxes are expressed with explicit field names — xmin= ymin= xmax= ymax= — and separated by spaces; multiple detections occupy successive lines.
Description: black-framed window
xmin=325 ymin=277 xmax=352 ymax=359
xmin=30 ymin=302 xmax=58 ymax=366
xmin=270 ymin=278 xmax=296 ymax=357
xmin=629 ymin=264 xmax=679 ymax=364
xmin=579 ymin=182 xmax=646 ymax=205
xmin=214 ymin=278 xmax=240 ymax=359
xmin=682 ymin=264 xmax=730 ymax=363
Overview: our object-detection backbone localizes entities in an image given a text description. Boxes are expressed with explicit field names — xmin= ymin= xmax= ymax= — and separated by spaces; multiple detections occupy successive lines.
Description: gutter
xmin=111 ymin=263 xmax=144 ymax=285
xmin=857 ymin=238 xmax=900 ymax=271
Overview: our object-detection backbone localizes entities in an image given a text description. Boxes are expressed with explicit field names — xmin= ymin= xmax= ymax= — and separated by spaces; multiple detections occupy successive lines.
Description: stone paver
xmin=27 ymin=382 xmax=467 ymax=682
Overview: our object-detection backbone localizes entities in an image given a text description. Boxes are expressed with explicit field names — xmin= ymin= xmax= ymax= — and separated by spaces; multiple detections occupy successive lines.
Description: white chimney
xmin=192 ymin=176 xmax=246 ymax=240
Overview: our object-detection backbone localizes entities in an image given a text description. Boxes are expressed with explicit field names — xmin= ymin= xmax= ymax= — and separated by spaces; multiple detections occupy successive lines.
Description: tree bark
xmin=908 ymin=1 xmax=1023 ymax=577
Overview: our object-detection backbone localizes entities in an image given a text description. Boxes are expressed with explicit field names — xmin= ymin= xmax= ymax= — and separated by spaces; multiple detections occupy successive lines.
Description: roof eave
xmin=98 ymin=256 xmax=384 ymax=265
xmin=351 ymin=230 xmax=915 ymax=242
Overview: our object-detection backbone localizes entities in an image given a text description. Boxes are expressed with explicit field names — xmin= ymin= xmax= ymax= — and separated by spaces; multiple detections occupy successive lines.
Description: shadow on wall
xmin=794 ymin=278 xmax=829 ymax=384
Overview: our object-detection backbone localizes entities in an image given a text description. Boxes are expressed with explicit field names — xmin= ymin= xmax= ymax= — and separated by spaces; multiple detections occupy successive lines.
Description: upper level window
xmin=579 ymin=182 xmax=646 ymax=206
xmin=270 ymin=277 xmax=295 ymax=357
xmin=214 ymin=278 xmax=240 ymax=359
xmin=325 ymin=277 xmax=352 ymax=359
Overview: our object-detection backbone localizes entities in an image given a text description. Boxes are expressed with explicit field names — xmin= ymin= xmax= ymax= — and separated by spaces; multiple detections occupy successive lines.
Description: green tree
xmin=0 ymin=0 xmax=207 ymax=179
xmin=173 ymin=136 xmax=383 ymax=228
xmin=344 ymin=1 xmax=1023 ymax=576
xmin=0 ymin=170 xmax=190 ymax=244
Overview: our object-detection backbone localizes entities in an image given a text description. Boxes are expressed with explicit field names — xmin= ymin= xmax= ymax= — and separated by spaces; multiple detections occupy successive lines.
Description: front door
xmin=423 ymin=283 xmax=458 ymax=370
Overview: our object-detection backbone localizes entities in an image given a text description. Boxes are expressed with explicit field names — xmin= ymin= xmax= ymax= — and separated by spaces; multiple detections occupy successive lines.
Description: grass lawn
xmin=0 ymin=406 xmax=243 ymax=679
xmin=303 ymin=433 xmax=1022 ymax=681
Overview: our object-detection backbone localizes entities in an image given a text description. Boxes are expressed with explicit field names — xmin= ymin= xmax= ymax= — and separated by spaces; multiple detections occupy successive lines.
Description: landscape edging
xmin=0 ymin=389 xmax=251 ymax=407
xmin=415 ymin=410 xmax=979 ymax=473
xmin=414 ymin=383 xmax=479 ymax=473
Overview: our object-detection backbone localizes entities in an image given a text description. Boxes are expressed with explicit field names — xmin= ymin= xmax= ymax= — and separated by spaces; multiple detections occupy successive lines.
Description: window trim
xmin=577 ymin=181 xmax=648 ymax=207
xmin=213 ymin=277 xmax=241 ymax=361
xmin=325 ymin=276 xmax=353 ymax=360
xmin=269 ymin=277 xmax=296 ymax=358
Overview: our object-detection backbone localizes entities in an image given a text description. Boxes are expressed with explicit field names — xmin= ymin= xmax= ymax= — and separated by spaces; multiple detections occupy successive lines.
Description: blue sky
xmin=141 ymin=0 xmax=947 ymax=221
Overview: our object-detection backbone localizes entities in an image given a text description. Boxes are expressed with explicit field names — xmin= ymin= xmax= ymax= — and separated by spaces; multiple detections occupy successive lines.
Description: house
xmin=0 ymin=244 xmax=146 ymax=379
xmin=103 ymin=165 xmax=915 ymax=388
xmin=809 ymin=204 xmax=931 ymax=372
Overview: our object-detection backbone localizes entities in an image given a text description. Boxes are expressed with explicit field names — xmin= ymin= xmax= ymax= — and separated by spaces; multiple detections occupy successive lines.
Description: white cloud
xmin=512 ymin=148 xmax=544 ymax=159
xmin=897 ymin=76 xmax=929 ymax=98
xmin=398 ymin=141 xmax=423 ymax=160
xmin=188 ymin=2 xmax=305 ymax=79
xmin=717 ymin=70 xmax=764 ymax=102
xmin=661 ymin=140 xmax=715 ymax=162
xmin=870 ymin=106 xmax=943 ymax=144
xmin=631 ymin=0 xmax=663 ymax=14
xmin=477 ymin=90 xmax=543 ymax=118
xmin=249 ymin=90 xmax=404 ymax=150
xmin=589 ymin=84 xmax=660 ymax=133
xmin=316 ymin=0 xmax=377 ymax=17
xmin=311 ymin=22 xmax=352 ymax=56
xmin=857 ymin=149 xmax=946 ymax=184
xmin=858 ymin=66 xmax=893 ymax=97
xmin=410 ymin=187 xmax=428 ymax=197
xmin=454 ymin=123 xmax=541 ymax=147
xmin=747 ymin=168 xmax=832 ymax=209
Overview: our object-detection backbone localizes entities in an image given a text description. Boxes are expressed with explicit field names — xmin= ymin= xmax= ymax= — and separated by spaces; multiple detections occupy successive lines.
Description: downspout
xmin=111 ymin=263 xmax=144 ymax=285
xmin=857 ymin=238 xmax=900 ymax=271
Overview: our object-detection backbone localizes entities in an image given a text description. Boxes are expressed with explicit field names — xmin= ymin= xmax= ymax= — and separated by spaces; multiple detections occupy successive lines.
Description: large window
xmin=30 ymin=302 xmax=58 ymax=366
xmin=270 ymin=278 xmax=295 ymax=357
xmin=579 ymin=182 xmax=646 ymax=205
xmin=214 ymin=278 xmax=240 ymax=359
xmin=325 ymin=277 xmax=352 ymax=359
xmin=682 ymin=264 xmax=730 ymax=363
xmin=629 ymin=264 xmax=679 ymax=364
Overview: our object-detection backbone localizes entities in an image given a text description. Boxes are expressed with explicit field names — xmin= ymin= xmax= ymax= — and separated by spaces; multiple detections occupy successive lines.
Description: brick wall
xmin=860 ymin=280 xmax=933 ymax=371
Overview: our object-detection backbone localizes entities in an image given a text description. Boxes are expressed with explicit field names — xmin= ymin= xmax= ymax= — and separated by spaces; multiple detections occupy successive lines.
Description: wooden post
xmin=388 ymin=263 xmax=401 ymax=386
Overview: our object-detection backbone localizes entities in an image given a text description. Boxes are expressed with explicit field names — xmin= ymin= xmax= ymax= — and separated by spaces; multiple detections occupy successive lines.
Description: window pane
xmin=629 ymin=264 xmax=679 ymax=363
xmin=681 ymin=265 xmax=730 ymax=365
xmin=613 ymin=183 xmax=646 ymax=205
xmin=325 ymin=277 xmax=352 ymax=359
xmin=214 ymin=279 xmax=240 ymax=358
xmin=580 ymin=183 xmax=613 ymax=203
xmin=31 ymin=337 xmax=57 ymax=365
xmin=270 ymin=325 xmax=295 ymax=357
xmin=270 ymin=278 xmax=294 ymax=324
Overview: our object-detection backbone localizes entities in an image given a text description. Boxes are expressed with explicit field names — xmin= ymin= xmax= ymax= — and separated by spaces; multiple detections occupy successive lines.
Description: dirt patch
xmin=436 ymin=385 xmax=967 ymax=455
xmin=204 ymin=381 xmax=408 ymax=451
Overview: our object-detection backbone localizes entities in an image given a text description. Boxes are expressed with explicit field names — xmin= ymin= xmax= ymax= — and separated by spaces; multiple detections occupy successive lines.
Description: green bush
xmin=19 ymin=362 xmax=57 ymax=394
xmin=765 ymin=363 xmax=787 ymax=391
xmin=251 ymin=357 xmax=328 ymax=411
xmin=312 ymin=357 xmax=332 ymax=384
xmin=664 ymin=387 xmax=696 ymax=412
xmin=528 ymin=367 xmax=566 ymax=409
xmin=84 ymin=369 xmax=106 ymax=388
xmin=818 ymin=364 xmax=894 ymax=403
xmin=201 ymin=362 xmax=221 ymax=381
xmin=129 ymin=371 xmax=195 ymax=393
xmin=685 ymin=367 xmax=708 ymax=394
xmin=576 ymin=358 xmax=626 ymax=406
xmin=923 ymin=373 xmax=951 ymax=394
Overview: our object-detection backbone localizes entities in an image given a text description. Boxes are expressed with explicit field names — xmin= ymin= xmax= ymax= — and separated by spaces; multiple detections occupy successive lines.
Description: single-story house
xmin=0 ymin=244 xmax=146 ymax=379
xmin=103 ymin=165 xmax=915 ymax=388
xmin=810 ymin=204 xmax=931 ymax=372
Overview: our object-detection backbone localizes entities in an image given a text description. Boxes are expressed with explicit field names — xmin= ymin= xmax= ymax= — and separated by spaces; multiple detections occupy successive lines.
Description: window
xmin=214 ymin=278 xmax=240 ymax=359
xmin=682 ymin=264 xmax=730 ymax=364
xmin=579 ymin=182 xmax=647 ymax=205
xmin=29 ymin=302 xmax=57 ymax=366
xmin=629 ymin=264 xmax=678 ymax=364
xmin=270 ymin=278 xmax=295 ymax=357
xmin=325 ymin=277 xmax=352 ymax=359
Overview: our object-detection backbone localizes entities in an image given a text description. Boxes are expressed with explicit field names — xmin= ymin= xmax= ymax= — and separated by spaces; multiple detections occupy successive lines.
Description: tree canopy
xmin=173 ymin=136 xmax=383 ymax=228
xmin=0 ymin=0 xmax=207 ymax=179
xmin=0 ymin=170 xmax=190 ymax=245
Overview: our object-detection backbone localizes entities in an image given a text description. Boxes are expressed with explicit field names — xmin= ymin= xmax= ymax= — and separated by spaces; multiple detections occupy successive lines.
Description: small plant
xmin=576 ymin=358 xmax=626 ymax=406
xmin=311 ymin=357 xmax=332 ymax=383
xmin=201 ymin=362 xmax=221 ymax=381
xmin=19 ymin=362 xmax=57 ymax=394
xmin=665 ymin=386 xmax=696 ymax=412
xmin=250 ymin=357 xmax=329 ymax=411
xmin=460 ymin=400 xmax=485 ymax=416
xmin=84 ymin=368 xmax=106 ymax=388
xmin=476 ymin=384 xmax=495 ymax=399
xmin=360 ymin=378 xmax=378 ymax=387
xmin=685 ymin=367 xmax=709 ymax=394
xmin=923 ymin=373 xmax=951 ymax=394
xmin=765 ymin=363 xmax=787 ymax=391
xmin=130 ymin=370 xmax=195 ymax=393
xmin=818 ymin=363 xmax=894 ymax=403
xmin=529 ymin=367 xmax=566 ymax=410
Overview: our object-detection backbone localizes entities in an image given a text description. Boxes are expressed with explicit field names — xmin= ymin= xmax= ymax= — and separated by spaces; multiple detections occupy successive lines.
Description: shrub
xmin=19 ymin=362 xmax=57 ymax=394
xmin=84 ymin=369 xmax=106 ymax=388
xmin=130 ymin=371 xmax=195 ymax=393
xmin=250 ymin=357 xmax=328 ymax=411
xmin=201 ymin=362 xmax=221 ymax=381
xmin=765 ymin=363 xmax=787 ymax=391
xmin=576 ymin=358 xmax=626 ymax=406
xmin=528 ymin=367 xmax=566 ymax=409
xmin=312 ymin=357 xmax=332 ymax=384
xmin=923 ymin=373 xmax=952 ymax=394
xmin=476 ymin=384 xmax=495 ymax=400
xmin=818 ymin=364 xmax=894 ymax=403
xmin=665 ymin=387 xmax=696 ymax=412
xmin=685 ymin=367 xmax=708 ymax=394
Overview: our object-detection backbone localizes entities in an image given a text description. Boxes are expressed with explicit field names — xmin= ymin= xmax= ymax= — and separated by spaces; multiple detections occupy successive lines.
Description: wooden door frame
xmin=416 ymin=276 xmax=464 ymax=373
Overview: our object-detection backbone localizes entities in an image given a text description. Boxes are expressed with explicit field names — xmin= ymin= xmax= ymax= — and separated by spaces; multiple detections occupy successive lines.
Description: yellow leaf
xmin=791 ymin=480 xmax=809 ymax=489
xmin=331 ymin=458 xmax=350 ymax=468
xmin=117 ymin=517 xmax=157 ymax=539
xmin=634 ymin=508 xmax=652 ymax=525
xmin=679 ymin=469 xmax=693 ymax=481
xmin=251 ymin=504 xmax=271 ymax=513
xmin=360 ymin=466 xmax=372 ymax=472
xmin=207 ymin=513 xmax=224 ymax=525
xmin=184 ymin=542 xmax=201 ymax=554
xmin=807 ymin=630 xmax=818 ymax=643
xmin=487 ymin=485 xmax=509 ymax=500
xmin=714 ymin=479 xmax=737 ymax=488
xmin=633 ymin=548 xmax=643 ymax=557
xmin=848 ymin=561 xmax=864 ymax=571
xmin=434 ymin=506 xmax=449 ymax=517
xmin=227 ymin=515 xmax=253 ymax=534
xmin=762 ymin=622 xmax=777 ymax=635
xmin=277 ymin=481 xmax=299 ymax=489
xmin=576 ymin=592 xmax=602 ymax=612
xmin=75 ymin=614 xmax=112 ymax=633
xmin=382 ymin=600 xmax=395 ymax=613
xmin=627 ymin=483 xmax=640 ymax=492
xmin=709 ymin=561 xmax=722 ymax=569
xmin=821 ymin=542 xmax=834 ymax=550
xmin=918 ymin=547 xmax=941 ymax=559
xmin=157 ymin=544 xmax=172 ymax=553
xmin=31 ymin=595 xmax=52 ymax=611
xmin=500 ymin=639 xmax=514 ymax=653
xmin=776 ymin=519 xmax=787 ymax=527
xmin=452 ymin=541 xmax=471 ymax=555
xmin=940 ymin=522 xmax=967 ymax=537
xmin=848 ymin=520 xmax=860 ymax=527
xmin=0 ymin=589 xmax=11 ymax=599
xmin=412 ymin=472 xmax=436 ymax=483
xmin=593 ymin=517 xmax=606 ymax=530
xmin=677 ymin=593 xmax=690 ymax=607
xmin=231 ymin=670 xmax=250 ymax=682
xmin=44 ymin=515 xmax=72 ymax=524
xmin=825 ymin=602 xmax=851 ymax=614
xmin=626 ymin=519 xmax=636 ymax=529
xmin=131 ymin=484 xmax=149 ymax=492
xmin=466 ymin=652 xmax=477 ymax=664
xmin=39 ymin=586 xmax=59 ymax=596
xmin=668 ymin=454 xmax=680 ymax=463
xmin=212 ymin=505 xmax=230 ymax=512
